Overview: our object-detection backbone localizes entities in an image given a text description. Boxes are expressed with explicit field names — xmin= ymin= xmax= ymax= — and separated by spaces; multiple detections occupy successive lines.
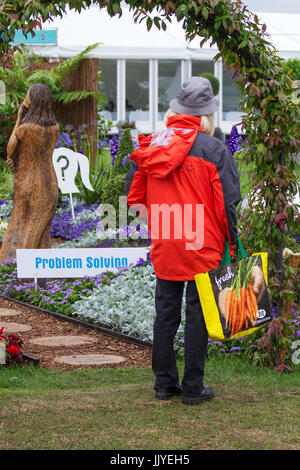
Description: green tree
xmin=100 ymin=173 xmax=126 ymax=223
xmin=282 ymin=58 xmax=300 ymax=81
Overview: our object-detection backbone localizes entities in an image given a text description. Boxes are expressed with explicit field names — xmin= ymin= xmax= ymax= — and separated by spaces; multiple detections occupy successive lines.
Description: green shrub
xmin=112 ymin=128 xmax=133 ymax=176
xmin=198 ymin=72 xmax=220 ymax=96
xmin=100 ymin=173 xmax=126 ymax=223
xmin=282 ymin=58 xmax=300 ymax=81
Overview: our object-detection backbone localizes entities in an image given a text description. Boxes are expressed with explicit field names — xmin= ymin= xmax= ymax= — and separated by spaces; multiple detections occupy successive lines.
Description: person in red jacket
xmin=127 ymin=76 xmax=241 ymax=405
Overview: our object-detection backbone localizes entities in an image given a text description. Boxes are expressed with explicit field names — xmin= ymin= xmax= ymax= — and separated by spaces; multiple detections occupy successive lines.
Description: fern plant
xmin=27 ymin=69 xmax=60 ymax=95
xmin=0 ymin=44 xmax=107 ymax=157
xmin=0 ymin=43 xmax=106 ymax=114
xmin=0 ymin=50 xmax=31 ymax=109
xmin=28 ymin=43 xmax=106 ymax=105
xmin=51 ymin=43 xmax=100 ymax=83
xmin=0 ymin=50 xmax=30 ymax=136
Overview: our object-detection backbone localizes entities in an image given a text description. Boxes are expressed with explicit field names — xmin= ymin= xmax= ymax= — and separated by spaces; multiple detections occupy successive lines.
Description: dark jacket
xmin=125 ymin=160 xmax=138 ymax=196
xmin=127 ymin=114 xmax=241 ymax=280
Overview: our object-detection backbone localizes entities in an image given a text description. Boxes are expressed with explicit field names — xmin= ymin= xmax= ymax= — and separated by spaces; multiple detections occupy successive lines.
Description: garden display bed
xmin=0 ymin=117 xmax=298 ymax=373
xmin=0 ymin=296 xmax=152 ymax=371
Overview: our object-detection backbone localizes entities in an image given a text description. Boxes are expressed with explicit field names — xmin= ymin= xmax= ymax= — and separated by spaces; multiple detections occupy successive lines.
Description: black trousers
xmin=152 ymin=277 xmax=208 ymax=398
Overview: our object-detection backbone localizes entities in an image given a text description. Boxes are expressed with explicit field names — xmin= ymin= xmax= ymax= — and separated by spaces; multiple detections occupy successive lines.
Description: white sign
xmin=16 ymin=248 xmax=148 ymax=279
xmin=52 ymin=147 xmax=94 ymax=195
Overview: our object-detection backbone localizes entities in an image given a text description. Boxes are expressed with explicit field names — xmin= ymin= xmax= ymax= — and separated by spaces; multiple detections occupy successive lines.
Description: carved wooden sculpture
xmin=0 ymin=84 xmax=59 ymax=263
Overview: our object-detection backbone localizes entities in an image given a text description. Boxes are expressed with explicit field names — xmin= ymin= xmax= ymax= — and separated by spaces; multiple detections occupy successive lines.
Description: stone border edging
xmin=0 ymin=294 xmax=153 ymax=350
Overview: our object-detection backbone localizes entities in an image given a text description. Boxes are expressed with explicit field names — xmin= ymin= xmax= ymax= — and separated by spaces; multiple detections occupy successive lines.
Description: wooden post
xmin=278 ymin=248 xmax=300 ymax=365
xmin=23 ymin=58 xmax=99 ymax=162
xmin=53 ymin=58 xmax=99 ymax=163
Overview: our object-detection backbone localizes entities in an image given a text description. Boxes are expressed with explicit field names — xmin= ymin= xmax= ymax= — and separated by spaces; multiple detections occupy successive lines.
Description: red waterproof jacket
xmin=127 ymin=114 xmax=241 ymax=281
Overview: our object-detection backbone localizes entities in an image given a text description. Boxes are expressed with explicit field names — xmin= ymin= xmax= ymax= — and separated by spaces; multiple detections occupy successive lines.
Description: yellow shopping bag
xmin=195 ymin=237 xmax=272 ymax=341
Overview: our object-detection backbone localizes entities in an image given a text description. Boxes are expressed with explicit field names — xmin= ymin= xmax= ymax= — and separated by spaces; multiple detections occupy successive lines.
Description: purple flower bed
xmin=56 ymin=132 xmax=73 ymax=148
xmin=50 ymin=200 xmax=100 ymax=240
xmin=55 ymin=125 xmax=139 ymax=168
xmin=0 ymin=258 xmax=122 ymax=315
xmin=0 ymin=251 xmax=151 ymax=317
xmin=56 ymin=125 xmax=121 ymax=166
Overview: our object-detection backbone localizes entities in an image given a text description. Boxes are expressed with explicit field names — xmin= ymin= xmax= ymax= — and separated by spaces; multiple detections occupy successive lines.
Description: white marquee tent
xmin=33 ymin=5 xmax=300 ymax=59
xmin=28 ymin=5 xmax=300 ymax=134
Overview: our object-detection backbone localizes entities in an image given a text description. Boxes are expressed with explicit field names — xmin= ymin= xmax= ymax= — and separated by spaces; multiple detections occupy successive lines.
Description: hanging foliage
xmin=0 ymin=0 xmax=299 ymax=310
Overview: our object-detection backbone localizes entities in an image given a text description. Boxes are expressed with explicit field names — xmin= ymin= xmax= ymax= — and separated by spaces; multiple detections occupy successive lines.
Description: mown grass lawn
xmin=0 ymin=357 xmax=299 ymax=451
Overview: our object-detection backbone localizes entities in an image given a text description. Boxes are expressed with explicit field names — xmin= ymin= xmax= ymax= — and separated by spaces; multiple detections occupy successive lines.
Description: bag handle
xmin=220 ymin=236 xmax=247 ymax=266
xmin=236 ymin=236 xmax=247 ymax=260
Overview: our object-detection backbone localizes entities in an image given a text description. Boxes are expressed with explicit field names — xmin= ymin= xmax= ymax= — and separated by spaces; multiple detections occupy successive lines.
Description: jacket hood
xmin=130 ymin=114 xmax=202 ymax=178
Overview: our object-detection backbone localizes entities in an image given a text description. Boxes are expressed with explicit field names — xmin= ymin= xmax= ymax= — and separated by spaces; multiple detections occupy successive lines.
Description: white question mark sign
xmin=57 ymin=155 xmax=70 ymax=181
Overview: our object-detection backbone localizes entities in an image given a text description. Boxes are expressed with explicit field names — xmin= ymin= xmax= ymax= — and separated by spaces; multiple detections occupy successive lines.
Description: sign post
xmin=52 ymin=148 xmax=95 ymax=220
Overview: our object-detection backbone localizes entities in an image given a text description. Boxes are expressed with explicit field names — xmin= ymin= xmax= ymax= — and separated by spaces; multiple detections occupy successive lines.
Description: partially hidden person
xmin=127 ymin=76 xmax=241 ymax=405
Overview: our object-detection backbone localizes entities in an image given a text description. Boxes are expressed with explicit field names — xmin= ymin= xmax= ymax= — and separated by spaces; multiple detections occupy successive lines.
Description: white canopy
xmin=32 ymin=6 xmax=300 ymax=60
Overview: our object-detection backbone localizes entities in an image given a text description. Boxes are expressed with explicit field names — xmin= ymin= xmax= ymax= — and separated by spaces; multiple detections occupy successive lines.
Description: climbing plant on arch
xmin=0 ymin=0 xmax=299 ymax=309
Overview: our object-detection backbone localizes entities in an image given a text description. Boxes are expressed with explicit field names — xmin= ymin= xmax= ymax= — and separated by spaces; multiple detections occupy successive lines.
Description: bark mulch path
xmin=0 ymin=297 xmax=152 ymax=372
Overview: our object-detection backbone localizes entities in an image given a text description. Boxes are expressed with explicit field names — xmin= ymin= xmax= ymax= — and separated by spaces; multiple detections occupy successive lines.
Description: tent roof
xmin=32 ymin=6 xmax=300 ymax=60
xmin=258 ymin=12 xmax=300 ymax=55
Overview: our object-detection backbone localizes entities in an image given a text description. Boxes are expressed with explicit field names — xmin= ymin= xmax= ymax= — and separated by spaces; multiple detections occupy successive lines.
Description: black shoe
xmin=155 ymin=384 xmax=183 ymax=400
xmin=182 ymin=386 xmax=214 ymax=405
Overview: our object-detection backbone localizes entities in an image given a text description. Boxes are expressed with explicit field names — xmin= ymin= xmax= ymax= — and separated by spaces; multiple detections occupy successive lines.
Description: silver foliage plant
xmin=71 ymin=264 xmax=186 ymax=342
